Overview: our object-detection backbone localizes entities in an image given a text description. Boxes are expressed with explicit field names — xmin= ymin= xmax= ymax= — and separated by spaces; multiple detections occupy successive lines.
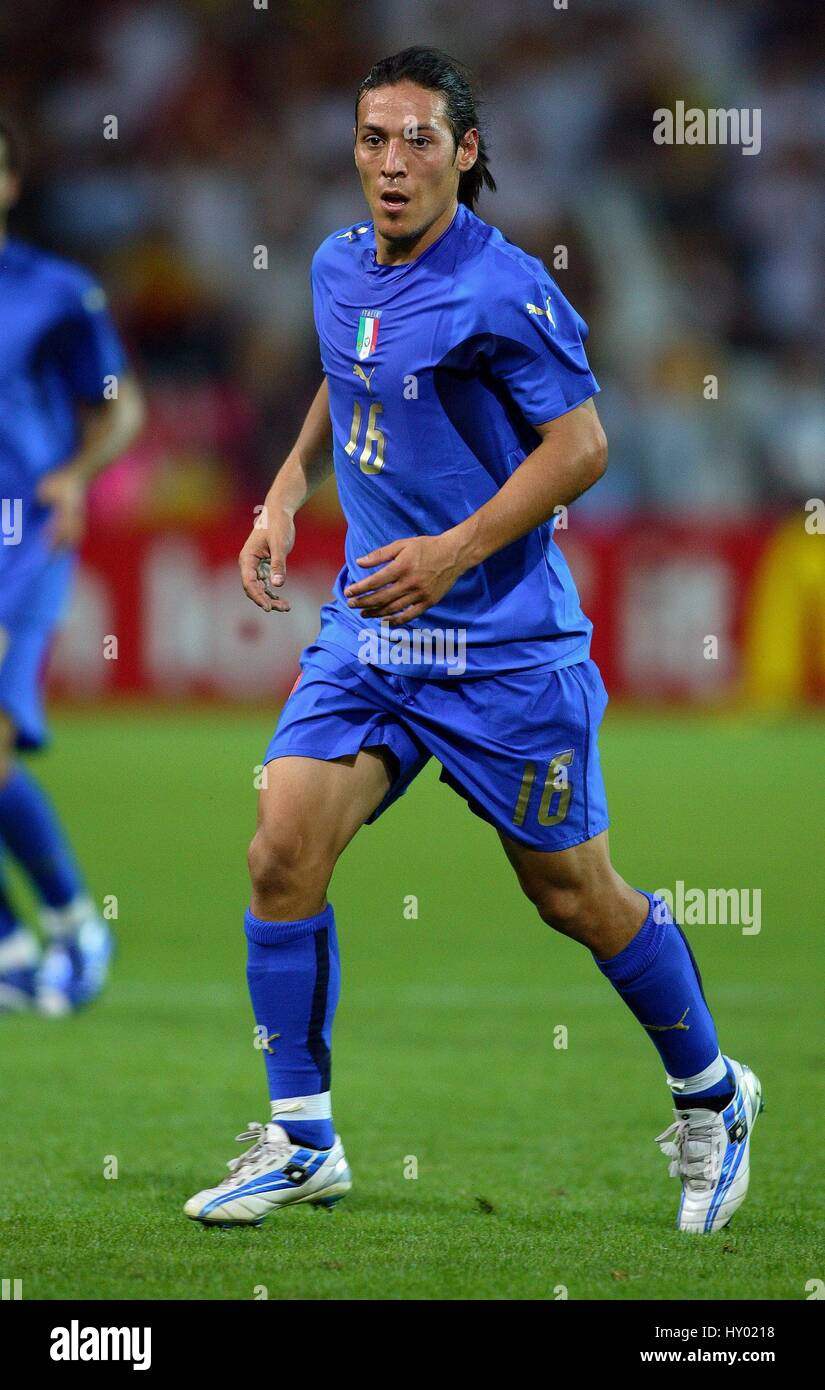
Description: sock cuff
xmin=593 ymin=890 xmax=669 ymax=986
xmin=668 ymin=1051 xmax=730 ymax=1096
xmin=271 ymin=1092 xmax=332 ymax=1122
xmin=244 ymin=902 xmax=334 ymax=945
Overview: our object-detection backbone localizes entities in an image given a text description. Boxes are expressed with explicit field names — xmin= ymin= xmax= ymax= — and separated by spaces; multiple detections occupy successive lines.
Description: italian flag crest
xmin=356 ymin=310 xmax=381 ymax=360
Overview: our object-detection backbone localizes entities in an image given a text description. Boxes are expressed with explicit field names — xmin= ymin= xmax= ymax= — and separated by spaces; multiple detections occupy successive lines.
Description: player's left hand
xmin=344 ymin=533 xmax=465 ymax=625
xmin=37 ymin=465 xmax=88 ymax=550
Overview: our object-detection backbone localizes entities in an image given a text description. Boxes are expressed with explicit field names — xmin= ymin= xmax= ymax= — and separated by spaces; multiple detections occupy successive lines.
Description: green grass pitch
xmin=2 ymin=706 xmax=823 ymax=1300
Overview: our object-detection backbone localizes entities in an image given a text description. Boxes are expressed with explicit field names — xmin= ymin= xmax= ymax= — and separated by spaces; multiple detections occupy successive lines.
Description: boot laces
xmin=655 ymin=1114 xmax=724 ymax=1189
xmin=217 ymin=1101 xmax=306 ymax=1188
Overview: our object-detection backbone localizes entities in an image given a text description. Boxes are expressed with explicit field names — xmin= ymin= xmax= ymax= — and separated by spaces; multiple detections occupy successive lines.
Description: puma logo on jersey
xmin=336 ymin=227 xmax=369 ymax=241
xmin=353 ymin=363 xmax=376 ymax=391
xmin=526 ymin=297 xmax=556 ymax=328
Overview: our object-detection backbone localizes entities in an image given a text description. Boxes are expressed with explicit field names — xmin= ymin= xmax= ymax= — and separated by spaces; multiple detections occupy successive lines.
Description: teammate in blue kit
xmin=0 ymin=118 xmax=144 ymax=1014
xmin=185 ymin=50 xmax=762 ymax=1233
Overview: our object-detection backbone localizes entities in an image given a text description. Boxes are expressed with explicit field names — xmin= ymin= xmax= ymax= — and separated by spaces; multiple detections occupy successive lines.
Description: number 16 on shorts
xmin=513 ymin=750 xmax=574 ymax=829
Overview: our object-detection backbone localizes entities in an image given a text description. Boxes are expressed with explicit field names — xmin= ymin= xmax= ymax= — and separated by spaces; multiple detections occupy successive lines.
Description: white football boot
xmin=184 ymin=1121 xmax=352 ymax=1226
xmin=655 ymin=1056 xmax=764 ymax=1233
xmin=35 ymin=896 xmax=115 ymax=1016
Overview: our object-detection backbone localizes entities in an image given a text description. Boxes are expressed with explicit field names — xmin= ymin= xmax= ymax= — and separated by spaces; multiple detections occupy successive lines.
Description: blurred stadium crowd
xmin=2 ymin=0 xmax=822 ymax=524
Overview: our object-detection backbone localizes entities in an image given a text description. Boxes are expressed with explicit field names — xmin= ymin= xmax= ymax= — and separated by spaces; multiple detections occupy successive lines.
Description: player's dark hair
xmin=355 ymin=46 xmax=496 ymax=210
xmin=0 ymin=114 xmax=23 ymax=177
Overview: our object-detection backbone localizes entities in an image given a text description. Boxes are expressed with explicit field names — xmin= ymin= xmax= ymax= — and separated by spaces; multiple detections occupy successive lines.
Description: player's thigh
xmin=252 ymin=748 xmax=394 ymax=877
xmin=499 ymin=827 xmax=626 ymax=929
xmin=500 ymin=825 xmax=612 ymax=897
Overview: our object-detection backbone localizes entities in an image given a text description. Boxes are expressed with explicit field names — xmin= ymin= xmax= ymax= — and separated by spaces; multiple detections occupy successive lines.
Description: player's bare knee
xmin=247 ymin=825 xmax=330 ymax=915
xmin=532 ymin=883 xmax=590 ymax=939
xmin=248 ymin=825 xmax=302 ymax=896
xmin=534 ymin=879 xmax=636 ymax=955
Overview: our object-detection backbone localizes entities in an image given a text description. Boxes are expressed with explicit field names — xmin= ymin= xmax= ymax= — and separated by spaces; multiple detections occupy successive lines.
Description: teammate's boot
xmin=184 ymin=1121 xmax=352 ymax=1226
xmin=0 ymin=926 xmax=40 ymax=1013
xmin=655 ymin=1056 xmax=764 ymax=1233
xmin=35 ymin=902 xmax=115 ymax=1016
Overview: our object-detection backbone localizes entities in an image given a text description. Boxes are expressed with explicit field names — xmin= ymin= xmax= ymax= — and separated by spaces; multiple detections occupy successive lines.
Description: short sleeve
xmin=310 ymin=249 xmax=323 ymax=341
xmin=55 ymin=277 xmax=129 ymax=403
xmin=482 ymin=268 xmax=599 ymax=425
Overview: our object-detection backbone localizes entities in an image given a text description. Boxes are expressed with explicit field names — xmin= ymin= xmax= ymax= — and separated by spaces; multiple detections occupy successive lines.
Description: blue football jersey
xmin=0 ymin=236 xmax=127 ymax=610
xmin=310 ymin=202 xmax=599 ymax=676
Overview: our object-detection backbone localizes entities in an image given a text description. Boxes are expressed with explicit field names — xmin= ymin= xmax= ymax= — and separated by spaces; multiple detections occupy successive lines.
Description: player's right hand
xmin=238 ymin=509 xmax=295 ymax=613
xmin=37 ymin=464 xmax=88 ymax=551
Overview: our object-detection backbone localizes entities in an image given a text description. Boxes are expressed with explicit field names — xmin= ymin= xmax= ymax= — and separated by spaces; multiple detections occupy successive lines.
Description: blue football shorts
xmin=264 ymin=639 xmax=610 ymax=851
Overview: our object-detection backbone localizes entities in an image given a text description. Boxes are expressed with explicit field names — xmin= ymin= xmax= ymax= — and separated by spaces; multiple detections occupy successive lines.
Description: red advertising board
xmin=48 ymin=513 xmax=824 ymax=707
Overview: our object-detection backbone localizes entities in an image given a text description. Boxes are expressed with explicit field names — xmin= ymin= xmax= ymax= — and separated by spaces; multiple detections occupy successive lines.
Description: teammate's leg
xmin=0 ymin=850 xmax=18 ymax=943
xmin=0 ymin=708 xmax=112 ymax=1014
xmin=0 ymin=717 xmax=23 ymax=949
xmin=0 ymin=709 xmax=84 ymax=910
xmin=0 ymin=713 xmax=51 ymax=1008
xmin=0 ymin=834 xmax=41 ymax=1011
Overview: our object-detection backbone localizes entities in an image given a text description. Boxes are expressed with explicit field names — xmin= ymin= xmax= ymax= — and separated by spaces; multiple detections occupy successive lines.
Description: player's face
xmin=354 ymin=81 xmax=477 ymax=248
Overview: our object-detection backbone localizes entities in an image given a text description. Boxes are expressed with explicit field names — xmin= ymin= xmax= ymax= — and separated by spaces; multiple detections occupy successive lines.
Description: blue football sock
xmin=244 ymin=903 xmax=340 ymax=1151
xmin=594 ymin=890 xmax=731 ymax=1104
xmin=0 ymin=766 xmax=83 ymax=909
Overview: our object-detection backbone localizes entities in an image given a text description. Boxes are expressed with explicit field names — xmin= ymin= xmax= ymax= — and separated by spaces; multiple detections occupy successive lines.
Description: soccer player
xmin=185 ymin=49 xmax=762 ymax=1233
xmin=0 ymin=118 xmax=144 ymax=1014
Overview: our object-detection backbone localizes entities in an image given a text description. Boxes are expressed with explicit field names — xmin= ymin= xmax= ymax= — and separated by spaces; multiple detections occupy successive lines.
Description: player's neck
xmin=373 ymin=199 xmax=459 ymax=266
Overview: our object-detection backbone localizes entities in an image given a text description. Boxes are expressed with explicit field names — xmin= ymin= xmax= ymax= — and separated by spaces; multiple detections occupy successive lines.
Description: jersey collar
xmin=361 ymin=202 xmax=465 ymax=277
